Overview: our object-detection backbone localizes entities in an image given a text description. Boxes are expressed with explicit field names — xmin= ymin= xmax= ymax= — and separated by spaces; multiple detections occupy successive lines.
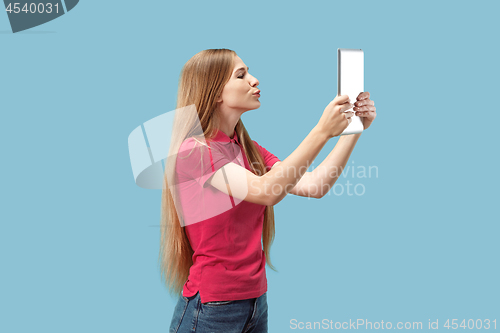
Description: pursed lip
xmin=253 ymin=90 xmax=261 ymax=95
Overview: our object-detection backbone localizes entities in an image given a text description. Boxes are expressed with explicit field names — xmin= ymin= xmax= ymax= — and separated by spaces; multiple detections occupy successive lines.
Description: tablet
xmin=338 ymin=48 xmax=364 ymax=136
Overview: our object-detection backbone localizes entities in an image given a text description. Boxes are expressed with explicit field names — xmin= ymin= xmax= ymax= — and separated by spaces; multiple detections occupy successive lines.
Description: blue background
xmin=1 ymin=0 xmax=498 ymax=332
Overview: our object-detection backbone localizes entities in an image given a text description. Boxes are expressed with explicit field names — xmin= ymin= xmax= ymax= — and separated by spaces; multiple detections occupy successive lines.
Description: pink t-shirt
xmin=174 ymin=129 xmax=280 ymax=303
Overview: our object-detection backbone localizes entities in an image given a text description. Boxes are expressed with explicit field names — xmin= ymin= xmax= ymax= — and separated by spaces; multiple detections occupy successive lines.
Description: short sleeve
xmin=252 ymin=140 xmax=281 ymax=171
xmin=176 ymin=138 xmax=233 ymax=188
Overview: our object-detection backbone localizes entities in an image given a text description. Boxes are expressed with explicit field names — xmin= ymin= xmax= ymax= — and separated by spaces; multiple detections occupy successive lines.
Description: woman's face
xmin=216 ymin=55 xmax=260 ymax=112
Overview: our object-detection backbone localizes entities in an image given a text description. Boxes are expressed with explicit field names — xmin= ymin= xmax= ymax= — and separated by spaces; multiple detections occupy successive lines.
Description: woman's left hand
xmin=353 ymin=92 xmax=376 ymax=130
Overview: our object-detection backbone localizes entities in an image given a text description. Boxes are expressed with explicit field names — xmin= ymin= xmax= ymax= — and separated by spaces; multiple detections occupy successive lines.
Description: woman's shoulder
xmin=180 ymin=135 xmax=207 ymax=148
xmin=178 ymin=136 xmax=214 ymax=158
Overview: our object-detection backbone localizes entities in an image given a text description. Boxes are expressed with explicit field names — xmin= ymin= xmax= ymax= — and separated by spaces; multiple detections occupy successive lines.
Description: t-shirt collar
xmin=213 ymin=128 xmax=240 ymax=144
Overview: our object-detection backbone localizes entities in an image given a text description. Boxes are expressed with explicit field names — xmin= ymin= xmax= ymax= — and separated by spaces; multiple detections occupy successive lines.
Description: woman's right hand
xmin=316 ymin=95 xmax=354 ymax=139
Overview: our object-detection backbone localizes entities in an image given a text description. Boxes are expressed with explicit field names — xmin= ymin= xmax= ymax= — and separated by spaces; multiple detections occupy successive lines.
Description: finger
xmin=356 ymin=110 xmax=376 ymax=117
xmin=339 ymin=102 xmax=354 ymax=113
xmin=356 ymin=91 xmax=370 ymax=100
xmin=334 ymin=94 xmax=350 ymax=104
xmin=344 ymin=111 xmax=354 ymax=119
xmin=354 ymin=105 xmax=376 ymax=112
xmin=354 ymin=99 xmax=374 ymax=107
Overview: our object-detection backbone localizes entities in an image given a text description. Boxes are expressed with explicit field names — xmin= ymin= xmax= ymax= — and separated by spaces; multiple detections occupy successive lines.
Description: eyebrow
xmin=234 ymin=66 xmax=249 ymax=74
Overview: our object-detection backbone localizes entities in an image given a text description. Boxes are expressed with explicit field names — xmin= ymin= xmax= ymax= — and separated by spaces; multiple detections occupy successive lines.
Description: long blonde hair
xmin=159 ymin=48 xmax=277 ymax=298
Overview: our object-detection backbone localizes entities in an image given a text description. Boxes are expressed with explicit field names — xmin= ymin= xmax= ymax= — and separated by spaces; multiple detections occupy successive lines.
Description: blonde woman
xmin=161 ymin=48 xmax=376 ymax=333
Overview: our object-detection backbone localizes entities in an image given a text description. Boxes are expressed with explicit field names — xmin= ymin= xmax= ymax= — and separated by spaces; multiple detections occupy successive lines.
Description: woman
xmin=160 ymin=48 xmax=376 ymax=333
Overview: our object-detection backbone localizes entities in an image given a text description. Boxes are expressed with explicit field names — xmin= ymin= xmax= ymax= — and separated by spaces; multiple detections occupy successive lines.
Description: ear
xmin=216 ymin=94 xmax=222 ymax=103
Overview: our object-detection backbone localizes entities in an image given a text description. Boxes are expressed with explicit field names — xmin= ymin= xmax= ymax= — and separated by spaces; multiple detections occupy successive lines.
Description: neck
xmin=218 ymin=119 xmax=239 ymax=139
xmin=220 ymin=128 xmax=235 ymax=139
xmin=216 ymin=105 xmax=245 ymax=139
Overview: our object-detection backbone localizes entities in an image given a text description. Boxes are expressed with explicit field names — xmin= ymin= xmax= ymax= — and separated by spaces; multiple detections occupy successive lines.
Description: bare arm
xmin=206 ymin=126 xmax=330 ymax=206
xmin=311 ymin=133 xmax=361 ymax=197
xmin=271 ymin=133 xmax=361 ymax=198
xmin=269 ymin=162 xmax=317 ymax=198
xmin=206 ymin=94 xmax=354 ymax=205
xmin=278 ymin=91 xmax=376 ymax=198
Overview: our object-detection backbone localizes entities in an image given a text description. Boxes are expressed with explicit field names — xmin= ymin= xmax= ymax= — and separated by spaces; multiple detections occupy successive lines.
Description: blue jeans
xmin=169 ymin=291 xmax=268 ymax=333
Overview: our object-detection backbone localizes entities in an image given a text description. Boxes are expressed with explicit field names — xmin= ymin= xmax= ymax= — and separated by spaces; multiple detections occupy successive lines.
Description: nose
xmin=250 ymin=75 xmax=259 ymax=87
